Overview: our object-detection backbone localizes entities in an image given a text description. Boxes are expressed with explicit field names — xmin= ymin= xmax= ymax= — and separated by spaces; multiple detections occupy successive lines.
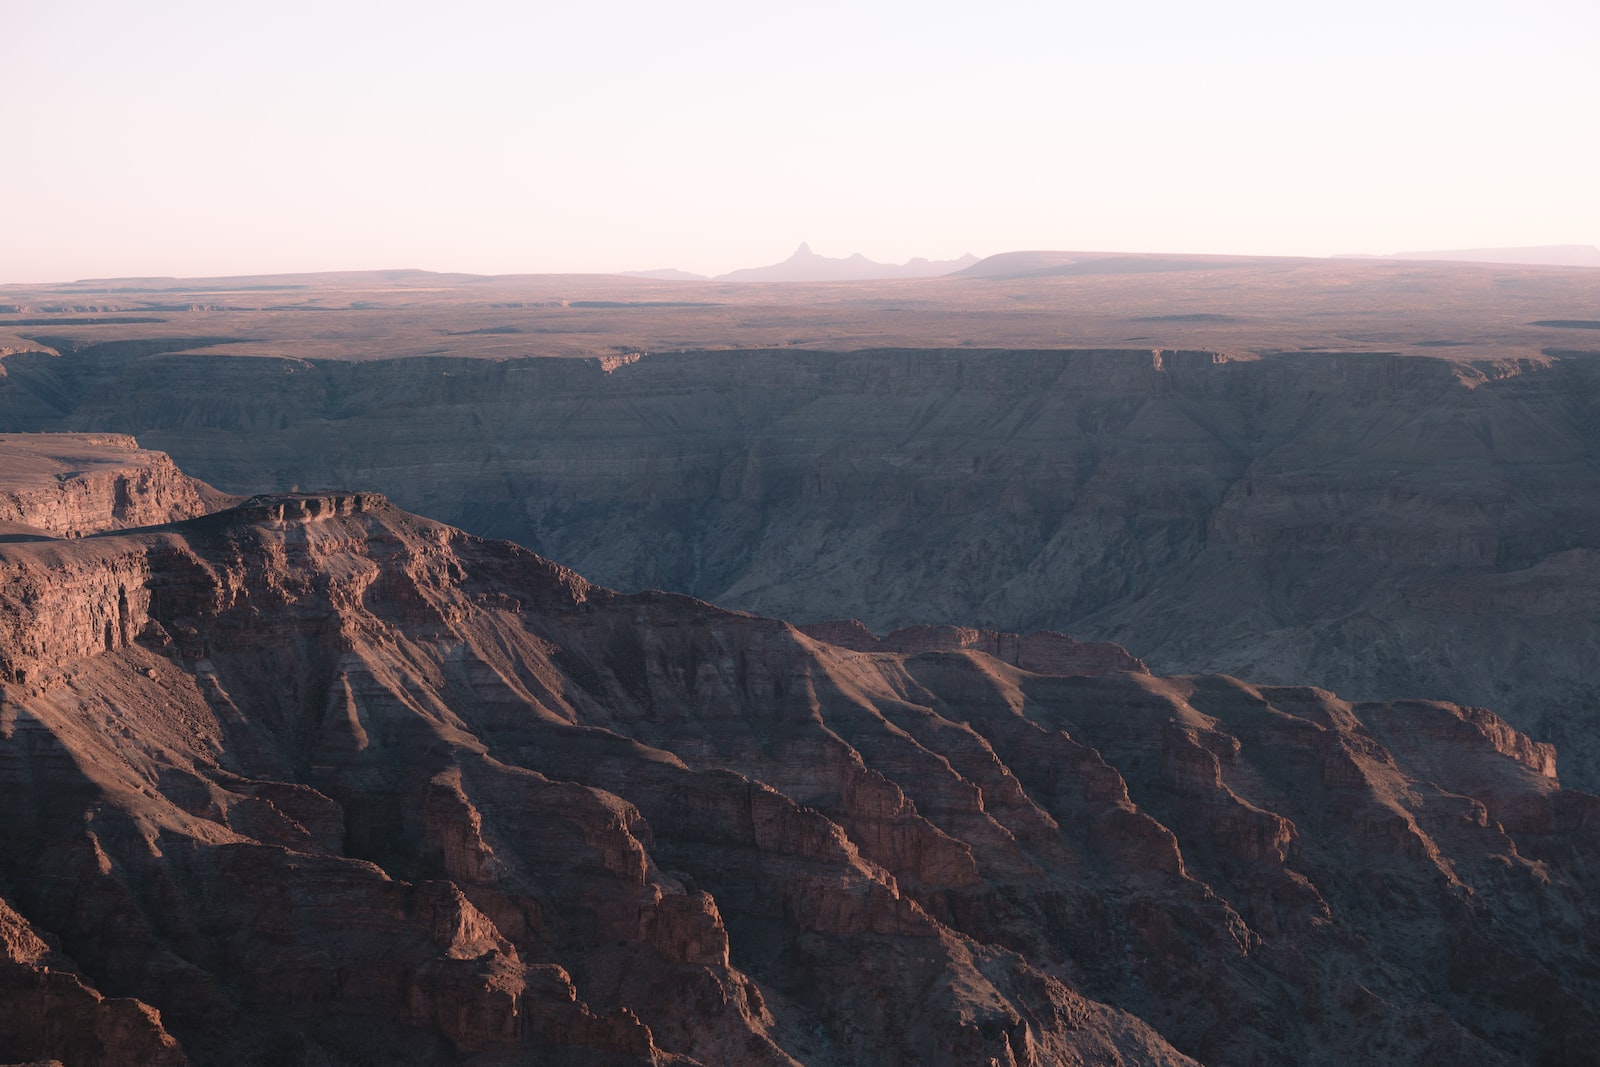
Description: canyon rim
xmin=2 ymin=255 xmax=1600 ymax=1064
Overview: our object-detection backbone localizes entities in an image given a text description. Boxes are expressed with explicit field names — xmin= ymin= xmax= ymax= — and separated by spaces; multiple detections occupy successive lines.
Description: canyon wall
xmin=1 ymin=458 xmax=1596 ymax=1064
xmin=3 ymin=344 xmax=1599 ymax=784
xmin=0 ymin=432 xmax=232 ymax=538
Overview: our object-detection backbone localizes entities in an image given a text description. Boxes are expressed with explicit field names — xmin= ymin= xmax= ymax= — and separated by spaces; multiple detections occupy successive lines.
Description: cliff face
xmin=3 ymin=345 xmax=1599 ymax=786
xmin=0 ymin=433 xmax=234 ymax=539
xmin=1 ymin=446 xmax=1597 ymax=1065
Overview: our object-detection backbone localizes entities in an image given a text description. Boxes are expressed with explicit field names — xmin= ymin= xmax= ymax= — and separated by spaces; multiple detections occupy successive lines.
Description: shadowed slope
xmin=6 ymin=345 xmax=1600 ymax=790
xmin=1 ymin=462 xmax=1596 ymax=1064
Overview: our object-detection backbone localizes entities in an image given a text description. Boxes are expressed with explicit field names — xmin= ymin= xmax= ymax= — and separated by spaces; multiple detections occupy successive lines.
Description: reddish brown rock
xmin=0 ymin=440 xmax=1595 ymax=1065
xmin=0 ymin=895 xmax=186 ymax=1065
xmin=799 ymin=620 xmax=1149 ymax=676
xmin=0 ymin=433 xmax=232 ymax=539
xmin=11 ymin=343 xmax=1600 ymax=795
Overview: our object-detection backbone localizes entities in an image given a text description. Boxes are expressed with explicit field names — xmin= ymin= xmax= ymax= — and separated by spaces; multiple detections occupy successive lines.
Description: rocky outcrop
xmin=3 ymin=346 xmax=1599 ymax=789
xmin=0 ymin=433 xmax=232 ymax=539
xmin=0 ymin=895 xmax=186 ymax=1066
xmin=800 ymin=621 xmax=1149 ymax=675
xmin=0 ymin=442 xmax=1596 ymax=1065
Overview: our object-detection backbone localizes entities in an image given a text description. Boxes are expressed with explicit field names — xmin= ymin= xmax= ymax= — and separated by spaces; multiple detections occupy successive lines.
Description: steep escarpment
xmin=1 ymin=452 xmax=1597 ymax=1064
xmin=0 ymin=894 xmax=185 ymax=1066
xmin=0 ymin=433 xmax=234 ymax=539
xmin=3 ymin=345 xmax=1600 ymax=785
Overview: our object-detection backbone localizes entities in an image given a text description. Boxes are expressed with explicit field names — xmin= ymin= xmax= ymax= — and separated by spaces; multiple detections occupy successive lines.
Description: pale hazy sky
xmin=5 ymin=0 xmax=1597 ymax=282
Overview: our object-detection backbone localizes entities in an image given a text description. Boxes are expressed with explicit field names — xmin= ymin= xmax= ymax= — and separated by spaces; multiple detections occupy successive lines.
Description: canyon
xmin=2 ymin=328 xmax=1599 ymax=788
xmin=2 ymin=260 xmax=1599 ymax=1063
xmin=1 ymin=435 xmax=1598 ymax=1065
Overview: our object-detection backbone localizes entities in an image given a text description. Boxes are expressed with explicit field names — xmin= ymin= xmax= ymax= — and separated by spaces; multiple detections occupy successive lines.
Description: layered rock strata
xmin=3 ymin=345 xmax=1599 ymax=787
xmin=0 ymin=433 xmax=232 ymax=539
xmin=1 ymin=447 xmax=1596 ymax=1065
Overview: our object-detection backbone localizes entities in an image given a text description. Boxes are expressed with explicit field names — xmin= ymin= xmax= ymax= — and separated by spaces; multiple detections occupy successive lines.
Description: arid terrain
xmin=4 ymin=253 xmax=1598 ymax=363
xmin=12 ymin=0 xmax=1599 ymax=1054
xmin=2 ymin=435 xmax=1597 ymax=1066
xmin=3 ymin=256 xmax=1599 ymax=789
xmin=2 ymin=258 xmax=1599 ymax=1064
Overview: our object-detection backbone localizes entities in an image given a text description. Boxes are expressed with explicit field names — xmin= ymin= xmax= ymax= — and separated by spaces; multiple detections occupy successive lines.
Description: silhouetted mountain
xmin=714 ymin=243 xmax=978 ymax=282
xmin=954 ymin=250 xmax=1309 ymax=279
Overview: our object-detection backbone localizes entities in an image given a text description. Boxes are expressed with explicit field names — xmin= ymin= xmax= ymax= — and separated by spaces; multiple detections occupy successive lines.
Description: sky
xmin=4 ymin=0 xmax=1598 ymax=282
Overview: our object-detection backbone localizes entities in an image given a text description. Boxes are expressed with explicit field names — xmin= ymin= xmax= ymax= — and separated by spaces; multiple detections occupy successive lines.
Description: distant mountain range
xmin=957 ymin=246 xmax=1600 ymax=280
xmin=32 ymin=244 xmax=1597 ymax=294
xmin=623 ymin=243 xmax=980 ymax=283
xmin=623 ymin=242 xmax=1600 ymax=287
xmin=949 ymin=250 xmax=1292 ymax=280
xmin=1335 ymin=244 xmax=1600 ymax=267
